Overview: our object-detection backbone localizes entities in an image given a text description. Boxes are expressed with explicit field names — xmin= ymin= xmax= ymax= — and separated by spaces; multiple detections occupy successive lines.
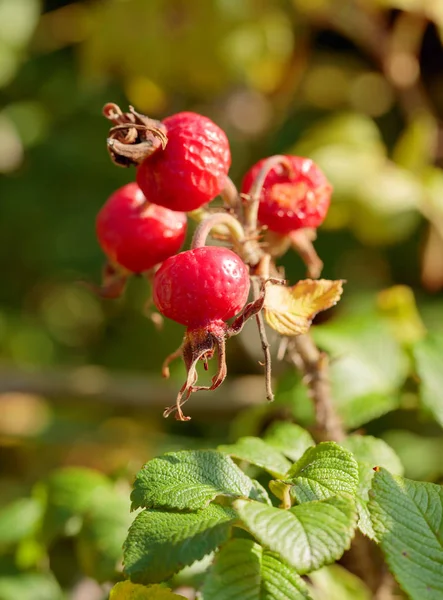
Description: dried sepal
xmin=264 ymin=279 xmax=345 ymax=336
xmin=162 ymin=326 xmax=226 ymax=422
xmin=162 ymin=285 xmax=276 ymax=422
xmin=103 ymin=103 xmax=168 ymax=167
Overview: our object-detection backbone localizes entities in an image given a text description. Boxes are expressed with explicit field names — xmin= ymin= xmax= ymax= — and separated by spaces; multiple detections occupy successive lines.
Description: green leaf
xmin=0 ymin=497 xmax=42 ymax=547
xmin=202 ymin=539 xmax=312 ymax=599
xmin=131 ymin=450 xmax=256 ymax=511
xmin=110 ymin=581 xmax=186 ymax=599
xmin=413 ymin=333 xmax=443 ymax=427
xmin=308 ymin=564 xmax=371 ymax=600
xmin=0 ymin=573 xmax=63 ymax=600
xmin=343 ymin=434 xmax=404 ymax=538
xmin=263 ymin=422 xmax=315 ymax=462
xmin=234 ymin=496 xmax=357 ymax=574
xmin=39 ymin=467 xmax=112 ymax=541
xmin=340 ymin=435 xmax=403 ymax=540
xmin=77 ymin=488 xmax=133 ymax=582
xmin=313 ymin=314 xmax=407 ymax=428
xmin=285 ymin=442 xmax=359 ymax=503
xmin=123 ymin=504 xmax=236 ymax=584
xmin=368 ymin=468 xmax=443 ymax=599
xmin=219 ymin=437 xmax=291 ymax=477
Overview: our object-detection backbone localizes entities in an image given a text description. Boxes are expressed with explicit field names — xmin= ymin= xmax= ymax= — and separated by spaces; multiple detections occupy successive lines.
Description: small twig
xmin=286 ymin=334 xmax=345 ymax=442
xmin=251 ymin=277 xmax=274 ymax=402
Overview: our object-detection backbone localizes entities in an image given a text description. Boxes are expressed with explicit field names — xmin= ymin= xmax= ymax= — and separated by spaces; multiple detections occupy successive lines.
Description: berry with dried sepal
xmin=136 ymin=112 xmax=231 ymax=212
xmin=153 ymin=245 xmax=261 ymax=421
xmin=241 ymin=155 xmax=332 ymax=234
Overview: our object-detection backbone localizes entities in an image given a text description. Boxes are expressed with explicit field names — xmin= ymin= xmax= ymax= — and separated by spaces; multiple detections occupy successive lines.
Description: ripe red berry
xmin=96 ymin=182 xmax=187 ymax=274
xmin=153 ymin=246 xmax=249 ymax=328
xmin=136 ymin=112 xmax=231 ymax=212
xmin=153 ymin=245 xmax=251 ymax=421
xmin=241 ymin=156 xmax=332 ymax=234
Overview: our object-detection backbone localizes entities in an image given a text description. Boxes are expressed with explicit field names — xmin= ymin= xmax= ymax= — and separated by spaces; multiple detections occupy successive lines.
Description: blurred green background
xmin=1 ymin=0 xmax=443 ymax=597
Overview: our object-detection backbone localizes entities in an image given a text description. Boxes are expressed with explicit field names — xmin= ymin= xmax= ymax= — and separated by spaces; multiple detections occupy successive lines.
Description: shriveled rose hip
xmin=241 ymin=156 xmax=332 ymax=234
xmin=96 ymin=182 xmax=187 ymax=274
xmin=137 ymin=112 xmax=231 ymax=212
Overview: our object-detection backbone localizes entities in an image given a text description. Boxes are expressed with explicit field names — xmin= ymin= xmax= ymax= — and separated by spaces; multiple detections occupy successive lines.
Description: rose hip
xmin=96 ymin=182 xmax=187 ymax=274
xmin=241 ymin=156 xmax=332 ymax=234
xmin=137 ymin=112 xmax=231 ymax=212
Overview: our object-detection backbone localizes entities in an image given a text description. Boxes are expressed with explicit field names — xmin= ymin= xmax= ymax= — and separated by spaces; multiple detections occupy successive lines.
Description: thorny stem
xmin=243 ymin=155 xmax=293 ymax=235
xmin=286 ymin=334 xmax=345 ymax=442
xmin=251 ymin=277 xmax=274 ymax=402
xmin=191 ymin=212 xmax=245 ymax=251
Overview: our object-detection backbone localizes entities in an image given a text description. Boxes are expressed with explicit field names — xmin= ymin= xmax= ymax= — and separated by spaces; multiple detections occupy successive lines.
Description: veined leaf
xmin=285 ymin=442 xmax=359 ymax=503
xmin=369 ymin=468 xmax=443 ymax=599
xmin=202 ymin=539 xmax=312 ymax=599
xmin=234 ymin=496 xmax=357 ymax=574
xmin=131 ymin=450 xmax=256 ymax=511
xmin=219 ymin=437 xmax=291 ymax=478
xmin=123 ymin=504 xmax=235 ymax=584
xmin=341 ymin=435 xmax=404 ymax=539
xmin=264 ymin=279 xmax=344 ymax=337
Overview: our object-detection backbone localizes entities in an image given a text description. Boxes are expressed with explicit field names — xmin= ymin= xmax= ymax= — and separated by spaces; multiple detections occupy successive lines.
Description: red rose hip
xmin=96 ymin=182 xmax=187 ymax=274
xmin=137 ymin=112 xmax=231 ymax=212
xmin=241 ymin=155 xmax=332 ymax=234
xmin=153 ymin=245 xmax=253 ymax=421
xmin=153 ymin=246 xmax=250 ymax=328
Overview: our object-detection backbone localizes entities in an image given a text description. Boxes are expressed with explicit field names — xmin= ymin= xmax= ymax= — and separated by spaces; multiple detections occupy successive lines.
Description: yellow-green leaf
xmin=110 ymin=581 xmax=185 ymax=599
xmin=264 ymin=280 xmax=344 ymax=336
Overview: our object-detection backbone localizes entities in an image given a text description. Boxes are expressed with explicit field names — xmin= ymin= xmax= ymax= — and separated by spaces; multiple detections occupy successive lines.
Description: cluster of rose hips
xmin=93 ymin=104 xmax=332 ymax=420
